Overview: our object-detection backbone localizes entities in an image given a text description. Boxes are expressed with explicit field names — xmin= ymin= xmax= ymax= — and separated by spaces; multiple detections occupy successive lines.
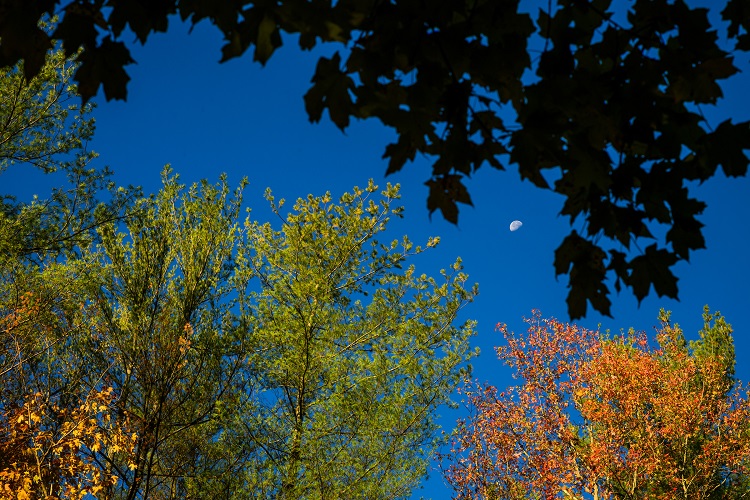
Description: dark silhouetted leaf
xmin=554 ymin=231 xmax=611 ymax=319
xmin=383 ymin=135 xmax=417 ymax=175
xmin=0 ymin=1 xmax=54 ymax=81
xmin=626 ymin=244 xmax=679 ymax=303
xmin=425 ymin=175 xmax=473 ymax=224
xmin=74 ymin=38 xmax=134 ymax=102
xmin=108 ymin=0 xmax=173 ymax=42
xmin=704 ymin=119 xmax=750 ymax=178
xmin=304 ymin=52 xmax=353 ymax=130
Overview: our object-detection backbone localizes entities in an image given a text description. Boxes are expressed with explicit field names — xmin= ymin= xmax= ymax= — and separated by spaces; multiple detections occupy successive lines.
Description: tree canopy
xmin=1 ymin=44 xmax=479 ymax=497
xmin=0 ymin=31 xmax=137 ymax=263
xmin=442 ymin=308 xmax=750 ymax=498
xmin=1 ymin=0 xmax=750 ymax=318
xmin=2 ymin=16 xmax=750 ymax=499
xmin=1 ymin=171 xmax=479 ymax=499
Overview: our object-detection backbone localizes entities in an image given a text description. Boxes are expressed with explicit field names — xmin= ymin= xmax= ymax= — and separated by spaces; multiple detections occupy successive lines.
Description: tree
xmin=0 ymin=37 xmax=142 ymax=499
xmin=1 ymin=36 xmax=477 ymax=495
xmin=0 ymin=25 xmax=137 ymax=263
xmin=215 ymin=180 xmax=478 ymax=498
xmin=0 ymin=232 xmax=139 ymax=499
xmin=55 ymin=172 xmax=477 ymax=499
xmin=72 ymin=169 xmax=250 ymax=499
xmin=0 ymin=386 xmax=136 ymax=500
xmin=442 ymin=308 xmax=750 ymax=499
xmin=2 ymin=0 xmax=749 ymax=317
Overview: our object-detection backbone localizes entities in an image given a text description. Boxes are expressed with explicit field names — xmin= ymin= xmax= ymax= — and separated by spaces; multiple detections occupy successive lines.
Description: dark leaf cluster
xmin=1 ymin=0 xmax=748 ymax=318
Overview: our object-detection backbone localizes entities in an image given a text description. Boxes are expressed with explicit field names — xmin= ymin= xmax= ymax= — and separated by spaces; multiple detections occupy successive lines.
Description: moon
xmin=509 ymin=220 xmax=523 ymax=232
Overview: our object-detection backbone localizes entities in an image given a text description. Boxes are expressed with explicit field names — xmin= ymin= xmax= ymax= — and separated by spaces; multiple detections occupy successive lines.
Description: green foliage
xmin=2 ymin=0 xmax=748 ymax=317
xmin=218 ymin=180 xmax=478 ymax=498
xmin=0 ymin=35 xmax=480 ymax=498
xmin=0 ymin=39 xmax=91 ymax=174
xmin=79 ymin=168 xmax=248 ymax=498
xmin=0 ymin=40 xmax=479 ymax=492
xmin=0 ymin=36 xmax=137 ymax=431
xmin=0 ymin=35 xmax=137 ymax=263
xmin=15 ymin=171 xmax=477 ymax=499
xmin=0 ymin=39 xmax=141 ymax=497
xmin=691 ymin=305 xmax=736 ymax=396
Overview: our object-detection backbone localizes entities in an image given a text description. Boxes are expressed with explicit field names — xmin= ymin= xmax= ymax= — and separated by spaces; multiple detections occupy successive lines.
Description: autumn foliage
xmin=0 ymin=388 xmax=136 ymax=500
xmin=443 ymin=309 xmax=750 ymax=499
xmin=0 ymin=289 xmax=137 ymax=499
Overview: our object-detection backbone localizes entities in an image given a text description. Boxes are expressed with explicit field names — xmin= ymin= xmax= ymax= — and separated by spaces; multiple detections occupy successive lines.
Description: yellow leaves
xmin=18 ymin=477 xmax=33 ymax=499
xmin=178 ymin=332 xmax=192 ymax=355
xmin=0 ymin=387 xmax=137 ymax=499
xmin=0 ymin=473 xmax=34 ymax=500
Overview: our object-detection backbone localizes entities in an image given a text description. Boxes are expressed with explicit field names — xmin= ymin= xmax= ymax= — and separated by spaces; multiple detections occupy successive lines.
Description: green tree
xmin=0 ymin=33 xmax=135 ymax=436
xmin=215 ymin=180 xmax=478 ymax=499
xmin=1 ymin=38 xmax=477 ymax=495
xmin=2 ymin=0 xmax=749 ymax=317
xmin=64 ymin=173 xmax=476 ymax=499
xmin=71 ymin=169 xmax=249 ymax=499
xmin=0 ymin=29 xmax=136 ymax=263
xmin=0 ymin=39 xmax=140 ymax=498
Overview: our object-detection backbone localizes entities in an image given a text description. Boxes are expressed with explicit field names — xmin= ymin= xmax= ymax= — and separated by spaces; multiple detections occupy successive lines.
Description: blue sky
xmin=6 ymin=6 xmax=750 ymax=497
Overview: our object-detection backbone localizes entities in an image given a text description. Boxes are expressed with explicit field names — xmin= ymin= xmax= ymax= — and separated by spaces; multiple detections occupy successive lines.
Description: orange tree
xmin=442 ymin=308 xmax=750 ymax=499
